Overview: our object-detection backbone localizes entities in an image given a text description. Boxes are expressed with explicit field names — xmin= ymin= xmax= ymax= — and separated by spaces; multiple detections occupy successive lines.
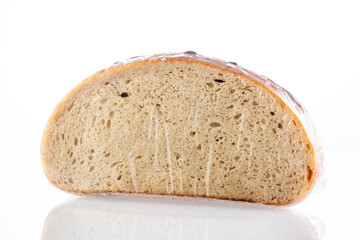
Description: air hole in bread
xmin=307 ymin=166 xmax=313 ymax=182
xmin=106 ymin=120 xmax=111 ymax=128
xmin=214 ymin=79 xmax=225 ymax=83
xmin=206 ymin=82 xmax=214 ymax=88
xmin=120 ymin=92 xmax=129 ymax=98
xmin=74 ymin=137 xmax=78 ymax=146
xmin=111 ymin=162 xmax=120 ymax=168
xmin=91 ymin=116 xmax=96 ymax=127
xmin=234 ymin=113 xmax=242 ymax=120
xmin=210 ymin=122 xmax=221 ymax=128
xmin=67 ymin=102 xmax=74 ymax=111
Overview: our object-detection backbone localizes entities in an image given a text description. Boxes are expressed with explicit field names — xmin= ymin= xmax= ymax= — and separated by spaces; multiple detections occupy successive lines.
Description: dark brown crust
xmin=41 ymin=52 xmax=322 ymax=206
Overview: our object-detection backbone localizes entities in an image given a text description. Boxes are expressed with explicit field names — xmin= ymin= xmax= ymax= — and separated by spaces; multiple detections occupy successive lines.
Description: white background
xmin=0 ymin=0 xmax=359 ymax=239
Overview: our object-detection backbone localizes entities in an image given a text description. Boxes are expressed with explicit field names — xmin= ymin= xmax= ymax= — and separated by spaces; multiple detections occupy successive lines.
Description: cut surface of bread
xmin=41 ymin=52 xmax=322 ymax=205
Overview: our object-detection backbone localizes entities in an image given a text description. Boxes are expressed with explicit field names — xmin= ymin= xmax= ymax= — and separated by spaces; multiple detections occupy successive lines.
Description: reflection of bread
xmin=41 ymin=52 xmax=321 ymax=205
xmin=42 ymin=197 xmax=320 ymax=240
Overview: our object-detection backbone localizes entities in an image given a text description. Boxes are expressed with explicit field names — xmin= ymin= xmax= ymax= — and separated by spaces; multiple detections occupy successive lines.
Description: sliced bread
xmin=41 ymin=52 xmax=322 ymax=205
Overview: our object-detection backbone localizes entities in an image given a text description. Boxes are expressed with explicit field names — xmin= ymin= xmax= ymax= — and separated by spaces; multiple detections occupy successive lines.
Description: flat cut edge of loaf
xmin=40 ymin=52 xmax=323 ymax=206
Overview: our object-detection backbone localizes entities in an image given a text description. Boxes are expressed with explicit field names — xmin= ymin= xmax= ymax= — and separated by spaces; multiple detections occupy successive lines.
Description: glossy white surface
xmin=42 ymin=197 xmax=319 ymax=240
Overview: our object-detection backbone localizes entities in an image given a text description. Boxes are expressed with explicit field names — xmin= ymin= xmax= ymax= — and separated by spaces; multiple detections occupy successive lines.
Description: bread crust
xmin=41 ymin=52 xmax=322 ymax=205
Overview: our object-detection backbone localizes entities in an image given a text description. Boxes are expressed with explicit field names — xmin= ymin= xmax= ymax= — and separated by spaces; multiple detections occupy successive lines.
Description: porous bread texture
xmin=41 ymin=59 xmax=315 ymax=205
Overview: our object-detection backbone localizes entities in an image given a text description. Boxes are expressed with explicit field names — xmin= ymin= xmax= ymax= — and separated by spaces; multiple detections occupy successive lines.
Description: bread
xmin=41 ymin=51 xmax=322 ymax=205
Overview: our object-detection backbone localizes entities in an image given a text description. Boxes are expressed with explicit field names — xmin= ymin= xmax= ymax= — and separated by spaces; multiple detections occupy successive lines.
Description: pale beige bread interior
xmin=41 ymin=60 xmax=315 ymax=205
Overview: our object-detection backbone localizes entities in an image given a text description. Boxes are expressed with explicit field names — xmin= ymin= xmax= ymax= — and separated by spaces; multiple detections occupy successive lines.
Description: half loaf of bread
xmin=41 ymin=52 xmax=322 ymax=205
